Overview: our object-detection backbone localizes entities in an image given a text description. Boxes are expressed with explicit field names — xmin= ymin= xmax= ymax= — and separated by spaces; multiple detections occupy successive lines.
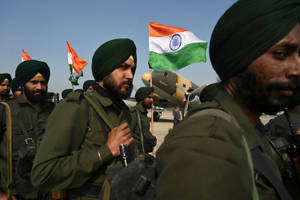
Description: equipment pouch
xmin=16 ymin=146 xmax=36 ymax=180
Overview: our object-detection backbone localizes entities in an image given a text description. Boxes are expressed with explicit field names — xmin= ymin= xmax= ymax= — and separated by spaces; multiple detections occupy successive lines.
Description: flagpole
xmin=149 ymin=66 xmax=155 ymax=155
xmin=72 ymin=85 xmax=74 ymax=92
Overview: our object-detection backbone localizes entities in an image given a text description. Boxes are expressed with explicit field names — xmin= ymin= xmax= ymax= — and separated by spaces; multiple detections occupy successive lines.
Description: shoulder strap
xmin=83 ymin=94 xmax=114 ymax=130
xmin=135 ymin=107 xmax=145 ymax=154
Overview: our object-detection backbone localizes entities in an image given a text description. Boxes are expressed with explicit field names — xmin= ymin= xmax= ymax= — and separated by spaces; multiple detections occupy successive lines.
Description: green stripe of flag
xmin=149 ymin=42 xmax=207 ymax=71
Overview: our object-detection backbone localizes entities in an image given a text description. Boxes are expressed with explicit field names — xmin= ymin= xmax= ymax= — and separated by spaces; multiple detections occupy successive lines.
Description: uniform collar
xmin=136 ymin=104 xmax=147 ymax=114
xmin=16 ymin=94 xmax=53 ymax=111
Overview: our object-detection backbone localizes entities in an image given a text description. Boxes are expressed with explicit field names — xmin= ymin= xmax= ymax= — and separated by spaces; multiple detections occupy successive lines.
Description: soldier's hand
xmin=106 ymin=123 xmax=133 ymax=156
xmin=0 ymin=192 xmax=17 ymax=200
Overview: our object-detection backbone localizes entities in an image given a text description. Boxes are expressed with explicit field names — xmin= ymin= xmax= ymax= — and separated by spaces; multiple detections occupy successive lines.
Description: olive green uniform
xmin=0 ymin=94 xmax=54 ymax=199
xmin=31 ymin=88 xmax=137 ymax=200
xmin=156 ymin=87 xmax=284 ymax=200
xmin=130 ymin=105 xmax=153 ymax=153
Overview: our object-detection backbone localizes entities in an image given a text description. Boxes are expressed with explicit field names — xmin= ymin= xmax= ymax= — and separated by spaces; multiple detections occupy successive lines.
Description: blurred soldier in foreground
xmin=31 ymin=38 xmax=139 ymax=200
xmin=83 ymin=80 xmax=96 ymax=92
xmin=266 ymin=88 xmax=300 ymax=198
xmin=156 ymin=0 xmax=300 ymax=199
xmin=0 ymin=60 xmax=54 ymax=199
xmin=130 ymin=86 xmax=157 ymax=154
xmin=0 ymin=73 xmax=12 ymax=102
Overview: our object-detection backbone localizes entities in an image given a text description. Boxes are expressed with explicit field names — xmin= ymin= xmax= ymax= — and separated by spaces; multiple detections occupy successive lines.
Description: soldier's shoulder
xmin=65 ymin=91 xmax=84 ymax=104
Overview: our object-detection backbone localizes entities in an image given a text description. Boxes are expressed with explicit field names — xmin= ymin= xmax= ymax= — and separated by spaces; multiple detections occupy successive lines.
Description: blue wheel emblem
xmin=169 ymin=34 xmax=182 ymax=51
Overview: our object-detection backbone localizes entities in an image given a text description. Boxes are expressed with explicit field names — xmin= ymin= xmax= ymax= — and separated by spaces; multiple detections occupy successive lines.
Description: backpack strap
xmin=189 ymin=107 xmax=259 ymax=200
xmin=83 ymin=94 xmax=114 ymax=130
xmin=134 ymin=107 xmax=145 ymax=154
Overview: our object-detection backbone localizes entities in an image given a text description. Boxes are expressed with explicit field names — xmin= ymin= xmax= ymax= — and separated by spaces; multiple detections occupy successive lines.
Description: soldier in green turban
xmin=0 ymin=73 xmax=12 ymax=102
xmin=130 ymin=87 xmax=157 ymax=154
xmin=0 ymin=60 xmax=54 ymax=199
xmin=156 ymin=0 xmax=300 ymax=200
xmin=31 ymin=38 xmax=139 ymax=200
xmin=83 ymin=80 xmax=96 ymax=92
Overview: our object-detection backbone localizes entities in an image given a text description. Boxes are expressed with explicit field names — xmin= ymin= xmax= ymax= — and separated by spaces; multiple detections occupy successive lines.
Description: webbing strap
xmin=190 ymin=108 xmax=260 ymax=200
xmin=0 ymin=102 xmax=13 ymax=199
xmin=84 ymin=94 xmax=114 ymax=130
xmin=135 ymin=107 xmax=145 ymax=154
xmin=251 ymin=147 xmax=292 ymax=200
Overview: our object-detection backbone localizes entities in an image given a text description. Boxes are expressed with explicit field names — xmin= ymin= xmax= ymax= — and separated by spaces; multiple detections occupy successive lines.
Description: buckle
xmin=24 ymin=138 xmax=34 ymax=146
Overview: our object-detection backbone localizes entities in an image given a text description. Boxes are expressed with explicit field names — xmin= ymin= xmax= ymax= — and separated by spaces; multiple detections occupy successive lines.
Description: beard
xmin=233 ymin=69 xmax=298 ymax=115
xmin=24 ymin=85 xmax=47 ymax=103
xmin=103 ymin=75 xmax=133 ymax=100
xmin=142 ymin=100 xmax=152 ymax=109
xmin=0 ymin=89 xmax=9 ymax=98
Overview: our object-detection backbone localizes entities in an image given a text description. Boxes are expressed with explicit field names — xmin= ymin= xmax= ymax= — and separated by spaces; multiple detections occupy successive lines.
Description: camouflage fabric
xmin=31 ymin=89 xmax=138 ymax=200
xmin=0 ymin=94 xmax=54 ymax=199
xmin=156 ymin=87 xmax=284 ymax=200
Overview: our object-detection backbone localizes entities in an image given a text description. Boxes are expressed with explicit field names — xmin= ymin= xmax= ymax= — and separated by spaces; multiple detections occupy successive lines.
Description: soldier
xmin=31 ymin=38 xmax=138 ymax=200
xmin=0 ymin=60 xmax=54 ymax=199
xmin=156 ymin=0 xmax=300 ymax=200
xmin=130 ymin=86 xmax=157 ymax=154
xmin=83 ymin=80 xmax=96 ymax=92
xmin=0 ymin=73 xmax=12 ymax=102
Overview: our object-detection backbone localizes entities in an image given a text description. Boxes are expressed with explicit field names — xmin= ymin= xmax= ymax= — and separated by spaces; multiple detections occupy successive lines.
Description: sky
xmin=0 ymin=0 xmax=237 ymax=95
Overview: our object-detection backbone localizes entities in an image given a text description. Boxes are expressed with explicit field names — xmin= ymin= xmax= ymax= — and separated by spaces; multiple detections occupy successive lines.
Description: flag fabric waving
xmin=66 ymin=41 xmax=88 ymax=85
xmin=149 ymin=22 xmax=207 ymax=71
xmin=22 ymin=49 xmax=32 ymax=61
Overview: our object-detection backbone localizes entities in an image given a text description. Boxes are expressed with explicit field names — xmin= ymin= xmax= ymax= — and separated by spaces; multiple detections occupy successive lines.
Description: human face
xmin=0 ymin=79 xmax=10 ymax=97
xmin=102 ymin=57 xmax=136 ymax=99
xmin=142 ymin=93 xmax=154 ymax=109
xmin=87 ymin=85 xmax=94 ymax=92
xmin=23 ymin=75 xmax=48 ymax=103
xmin=234 ymin=24 xmax=300 ymax=114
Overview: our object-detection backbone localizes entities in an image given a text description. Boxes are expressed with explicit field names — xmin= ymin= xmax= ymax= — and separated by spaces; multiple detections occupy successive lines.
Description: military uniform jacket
xmin=156 ymin=87 xmax=283 ymax=200
xmin=31 ymin=88 xmax=133 ymax=199
xmin=0 ymin=94 xmax=54 ymax=199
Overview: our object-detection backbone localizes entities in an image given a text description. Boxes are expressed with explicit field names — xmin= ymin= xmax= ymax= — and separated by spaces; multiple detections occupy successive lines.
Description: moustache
xmin=122 ymin=81 xmax=133 ymax=87
xmin=267 ymin=81 xmax=298 ymax=91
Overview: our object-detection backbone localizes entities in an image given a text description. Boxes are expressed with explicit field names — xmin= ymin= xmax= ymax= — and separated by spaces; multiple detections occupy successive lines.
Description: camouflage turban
xmin=83 ymin=80 xmax=96 ymax=91
xmin=15 ymin=60 xmax=50 ymax=86
xmin=135 ymin=87 xmax=154 ymax=102
xmin=92 ymin=38 xmax=137 ymax=81
xmin=209 ymin=0 xmax=300 ymax=81
xmin=0 ymin=73 xmax=12 ymax=84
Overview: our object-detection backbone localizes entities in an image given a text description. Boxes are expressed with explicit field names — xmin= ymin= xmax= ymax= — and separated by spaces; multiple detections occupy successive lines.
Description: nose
xmin=287 ymin=56 xmax=300 ymax=78
xmin=36 ymin=82 xmax=42 ymax=90
xmin=125 ymin=68 xmax=133 ymax=80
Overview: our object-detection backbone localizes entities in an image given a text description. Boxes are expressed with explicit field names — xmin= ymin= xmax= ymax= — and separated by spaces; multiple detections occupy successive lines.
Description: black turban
xmin=92 ymin=38 xmax=137 ymax=81
xmin=61 ymin=89 xmax=73 ymax=99
xmin=209 ymin=0 xmax=300 ymax=81
xmin=11 ymin=78 xmax=20 ymax=94
xmin=15 ymin=60 xmax=50 ymax=86
xmin=83 ymin=80 xmax=95 ymax=91
xmin=0 ymin=73 xmax=12 ymax=84
xmin=135 ymin=87 xmax=154 ymax=102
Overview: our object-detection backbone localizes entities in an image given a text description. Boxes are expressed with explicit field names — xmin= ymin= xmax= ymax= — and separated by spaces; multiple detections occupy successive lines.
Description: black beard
xmin=0 ymin=90 xmax=9 ymax=98
xmin=233 ymin=69 xmax=297 ymax=115
xmin=103 ymin=76 xmax=133 ymax=100
xmin=142 ymin=100 xmax=152 ymax=109
xmin=24 ymin=85 xmax=47 ymax=103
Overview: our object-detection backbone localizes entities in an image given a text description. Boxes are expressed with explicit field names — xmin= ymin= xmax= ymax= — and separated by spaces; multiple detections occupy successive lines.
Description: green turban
xmin=15 ymin=60 xmax=50 ymax=86
xmin=83 ymin=80 xmax=96 ymax=91
xmin=11 ymin=78 xmax=20 ymax=94
xmin=61 ymin=89 xmax=73 ymax=99
xmin=209 ymin=0 xmax=300 ymax=81
xmin=135 ymin=87 xmax=154 ymax=102
xmin=92 ymin=38 xmax=137 ymax=81
xmin=0 ymin=73 xmax=12 ymax=84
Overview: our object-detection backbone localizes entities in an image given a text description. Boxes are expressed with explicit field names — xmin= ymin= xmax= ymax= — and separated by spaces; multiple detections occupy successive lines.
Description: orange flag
xmin=22 ymin=49 xmax=32 ymax=61
xmin=66 ymin=41 xmax=87 ymax=73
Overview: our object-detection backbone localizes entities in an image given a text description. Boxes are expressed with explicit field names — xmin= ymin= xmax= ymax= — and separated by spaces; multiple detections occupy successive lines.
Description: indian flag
xmin=149 ymin=22 xmax=207 ymax=71
xmin=66 ymin=41 xmax=88 ymax=85
xmin=22 ymin=49 xmax=32 ymax=61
